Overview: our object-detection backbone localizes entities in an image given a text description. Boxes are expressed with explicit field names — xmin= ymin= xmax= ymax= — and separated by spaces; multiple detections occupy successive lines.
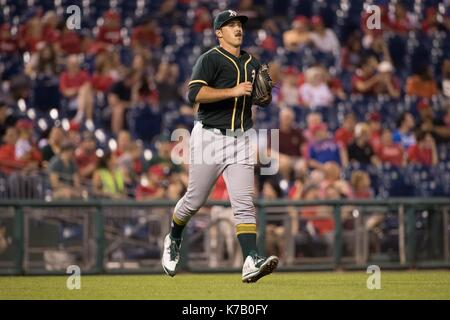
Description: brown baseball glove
xmin=252 ymin=64 xmax=274 ymax=107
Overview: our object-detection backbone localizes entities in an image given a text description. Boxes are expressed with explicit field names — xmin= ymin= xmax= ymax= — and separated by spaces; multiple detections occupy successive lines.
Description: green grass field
xmin=1 ymin=271 xmax=449 ymax=299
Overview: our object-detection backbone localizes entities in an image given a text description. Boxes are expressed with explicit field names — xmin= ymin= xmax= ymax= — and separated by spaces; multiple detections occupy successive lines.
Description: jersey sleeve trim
xmin=188 ymin=79 xmax=208 ymax=86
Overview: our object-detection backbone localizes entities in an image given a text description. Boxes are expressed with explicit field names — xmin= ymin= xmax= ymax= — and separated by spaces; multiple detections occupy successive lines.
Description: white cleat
xmin=242 ymin=250 xmax=279 ymax=283
xmin=161 ymin=234 xmax=181 ymax=277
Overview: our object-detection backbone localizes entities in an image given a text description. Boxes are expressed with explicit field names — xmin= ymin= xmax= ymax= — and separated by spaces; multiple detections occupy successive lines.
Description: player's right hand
xmin=232 ymin=82 xmax=253 ymax=97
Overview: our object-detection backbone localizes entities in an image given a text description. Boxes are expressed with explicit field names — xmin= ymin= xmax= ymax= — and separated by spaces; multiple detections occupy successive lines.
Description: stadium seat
xmin=128 ymin=102 xmax=162 ymax=144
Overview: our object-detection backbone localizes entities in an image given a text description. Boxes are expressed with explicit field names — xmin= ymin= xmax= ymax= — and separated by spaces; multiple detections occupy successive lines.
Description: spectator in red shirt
xmin=287 ymin=170 xmax=307 ymax=200
xmin=96 ymin=10 xmax=122 ymax=46
xmin=375 ymin=61 xmax=401 ymax=98
xmin=15 ymin=119 xmax=41 ymax=169
xmin=42 ymin=11 xmax=60 ymax=45
xmin=388 ymin=3 xmax=413 ymax=34
xmin=351 ymin=170 xmax=374 ymax=199
xmin=75 ymin=132 xmax=98 ymax=179
xmin=350 ymin=169 xmax=383 ymax=236
xmin=296 ymin=180 xmax=318 ymax=208
xmin=113 ymin=130 xmax=133 ymax=159
xmin=376 ymin=128 xmax=405 ymax=167
xmin=59 ymin=55 xmax=94 ymax=123
xmin=283 ymin=15 xmax=311 ymax=52
xmin=259 ymin=24 xmax=279 ymax=53
xmin=297 ymin=184 xmax=321 ymax=231
xmin=135 ymin=165 xmax=166 ymax=200
xmin=114 ymin=132 xmax=133 ymax=162
xmin=296 ymin=183 xmax=335 ymax=257
xmin=18 ymin=13 xmax=44 ymax=52
xmin=319 ymin=161 xmax=352 ymax=199
xmin=367 ymin=112 xmax=382 ymax=153
xmin=422 ymin=7 xmax=440 ymax=35
xmin=193 ymin=7 xmax=212 ymax=33
xmin=278 ymin=107 xmax=307 ymax=180
xmin=335 ymin=112 xmax=356 ymax=147
xmin=131 ymin=17 xmax=162 ymax=51
xmin=407 ymin=130 xmax=438 ymax=166
xmin=91 ymin=51 xmax=119 ymax=93
xmin=208 ymin=173 xmax=236 ymax=266
xmin=351 ymin=55 xmax=379 ymax=95
xmin=58 ymin=24 xmax=83 ymax=55
xmin=352 ymin=57 xmax=400 ymax=97
xmin=0 ymin=127 xmax=26 ymax=174
xmin=0 ymin=24 xmax=18 ymax=54
xmin=66 ymin=121 xmax=82 ymax=145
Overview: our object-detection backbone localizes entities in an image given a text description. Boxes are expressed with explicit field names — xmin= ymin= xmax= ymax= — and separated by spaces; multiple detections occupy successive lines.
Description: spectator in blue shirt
xmin=308 ymin=123 xmax=348 ymax=169
xmin=392 ymin=112 xmax=416 ymax=149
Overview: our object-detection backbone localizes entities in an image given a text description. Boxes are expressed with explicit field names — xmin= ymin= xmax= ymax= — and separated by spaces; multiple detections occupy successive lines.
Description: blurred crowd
xmin=0 ymin=0 xmax=449 ymax=207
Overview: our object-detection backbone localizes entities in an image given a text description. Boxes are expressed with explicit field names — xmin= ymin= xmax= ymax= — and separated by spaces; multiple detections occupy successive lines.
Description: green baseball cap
xmin=213 ymin=10 xmax=248 ymax=30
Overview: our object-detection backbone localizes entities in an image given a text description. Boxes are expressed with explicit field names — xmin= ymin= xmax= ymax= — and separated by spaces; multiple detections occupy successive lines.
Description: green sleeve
xmin=187 ymin=53 xmax=216 ymax=104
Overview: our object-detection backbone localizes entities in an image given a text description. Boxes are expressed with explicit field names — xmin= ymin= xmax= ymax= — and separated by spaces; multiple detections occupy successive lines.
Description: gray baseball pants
xmin=173 ymin=122 xmax=257 ymax=231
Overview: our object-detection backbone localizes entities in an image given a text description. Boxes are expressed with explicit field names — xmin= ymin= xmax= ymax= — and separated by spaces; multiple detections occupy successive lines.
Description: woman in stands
xmin=92 ymin=151 xmax=127 ymax=199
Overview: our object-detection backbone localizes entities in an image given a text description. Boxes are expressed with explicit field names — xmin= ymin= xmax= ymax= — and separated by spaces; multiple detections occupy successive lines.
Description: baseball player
xmin=162 ymin=10 xmax=278 ymax=283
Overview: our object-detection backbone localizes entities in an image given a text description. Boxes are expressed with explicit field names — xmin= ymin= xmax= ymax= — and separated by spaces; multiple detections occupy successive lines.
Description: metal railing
xmin=0 ymin=198 xmax=449 ymax=275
